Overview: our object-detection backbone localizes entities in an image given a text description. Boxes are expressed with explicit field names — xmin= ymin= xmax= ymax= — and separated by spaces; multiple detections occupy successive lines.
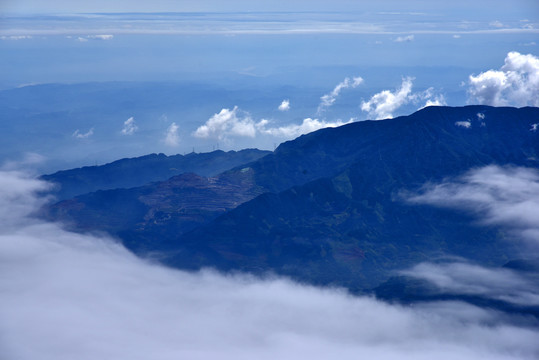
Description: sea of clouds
xmin=1 ymin=167 xmax=539 ymax=359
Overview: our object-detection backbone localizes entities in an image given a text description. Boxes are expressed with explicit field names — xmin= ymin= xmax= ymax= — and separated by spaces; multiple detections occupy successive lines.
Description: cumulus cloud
xmin=362 ymin=79 xmax=447 ymax=119
xmin=407 ymin=165 xmax=539 ymax=245
xmin=317 ymin=76 xmax=363 ymax=114
xmin=467 ymin=51 xmax=539 ymax=106
xmin=278 ymin=99 xmax=290 ymax=111
xmin=72 ymin=128 xmax=94 ymax=139
xmin=193 ymin=107 xmax=256 ymax=141
xmin=361 ymin=77 xmax=414 ymax=119
xmin=394 ymin=35 xmax=414 ymax=42
xmin=164 ymin=122 xmax=180 ymax=146
xmin=121 ymin=116 xmax=138 ymax=135
xmin=259 ymin=118 xmax=353 ymax=139
xmin=194 ymin=106 xmax=350 ymax=142
xmin=1 ymin=170 xmax=538 ymax=360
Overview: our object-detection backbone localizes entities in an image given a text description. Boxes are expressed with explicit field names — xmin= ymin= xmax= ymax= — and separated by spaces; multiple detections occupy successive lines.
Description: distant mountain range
xmin=41 ymin=106 xmax=539 ymax=310
xmin=42 ymin=149 xmax=270 ymax=200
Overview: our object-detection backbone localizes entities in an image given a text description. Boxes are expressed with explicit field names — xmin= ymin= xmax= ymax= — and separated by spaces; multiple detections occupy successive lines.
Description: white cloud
xmin=317 ymin=76 xmax=363 ymax=114
xmin=402 ymin=261 xmax=539 ymax=306
xmin=194 ymin=106 xmax=357 ymax=143
xmin=467 ymin=51 xmax=539 ymax=106
xmin=72 ymin=128 xmax=94 ymax=139
xmin=87 ymin=34 xmax=114 ymax=40
xmin=407 ymin=165 xmax=539 ymax=245
xmin=121 ymin=117 xmax=138 ymax=135
xmin=452 ymin=34 xmax=461 ymax=39
xmin=0 ymin=35 xmax=32 ymax=40
xmin=164 ymin=122 xmax=180 ymax=146
xmin=394 ymin=35 xmax=414 ymax=42
xmin=420 ymin=93 xmax=447 ymax=109
xmin=477 ymin=112 xmax=485 ymax=120
xmin=76 ymin=35 xmax=113 ymax=42
xmin=531 ymin=123 xmax=538 ymax=132
xmin=193 ymin=107 xmax=256 ymax=141
xmin=0 ymin=170 xmax=52 ymax=228
xmin=278 ymin=99 xmax=290 ymax=111
xmin=259 ymin=118 xmax=353 ymax=139
xmin=455 ymin=121 xmax=472 ymax=128
xmin=361 ymin=77 xmax=415 ymax=119
xmin=1 ymin=170 xmax=538 ymax=360
xmin=423 ymin=97 xmax=446 ymax=108
xmin=489 ymin=20 xmax=504 ymax=28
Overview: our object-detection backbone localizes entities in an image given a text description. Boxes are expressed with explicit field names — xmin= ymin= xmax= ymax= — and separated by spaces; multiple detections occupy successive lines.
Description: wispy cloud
xmin=467 ymin=51 xmax=539 ymax=106
xmin=164 ymin=122 xmax=180 ymax=146
xmin=75 ymin=34 xmax=113 ymax=42
xmin=3 ymin=13 xmax=538 ymax=36
xmin=361 ymin=78 xmax=445 ymax=119
xmin=121 ymin=117 xmax=138 ymax=136
xmin=0 ymin=35 xmax=32 ymax=40
xmin=317 ymin=76 xmax=363 ymax=115
xmin=1 ymin=170 xmax=538 ymax=360
xmin=489 ymin=20 xmax=504 ymax=28
xmin=401 ymin=261 xmax=539 ymax=306
xmin=87 ymin=34 xmax=114 ymax=40
xmin=394 ymin=34 xmax=415 ymax=42
xmin=72 ymin=128 xmax=94 ymax=139
xmin=407 ymin=165 xmax=539 ymax=245
xmin=1 ymin=153 xmax=47 ymax=172
xmin=419 ymin=89 xmax=447 ymax=109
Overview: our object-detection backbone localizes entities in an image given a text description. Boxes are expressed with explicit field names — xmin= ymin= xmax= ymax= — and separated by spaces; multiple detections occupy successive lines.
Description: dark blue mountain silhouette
xmin=44 ymin=106 xmax=539 ymax=294
xmin=42 ymin=149 xmax=270 ymax=200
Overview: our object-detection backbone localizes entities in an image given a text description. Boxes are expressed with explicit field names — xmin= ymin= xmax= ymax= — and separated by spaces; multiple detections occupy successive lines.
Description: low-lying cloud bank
xmin=407 ymin=165 xmax=539 ymax=246
xmin=401 ymin=261 xmax=539 ymax=307
xmin=1 ymin=169 xmax=539 ymax=359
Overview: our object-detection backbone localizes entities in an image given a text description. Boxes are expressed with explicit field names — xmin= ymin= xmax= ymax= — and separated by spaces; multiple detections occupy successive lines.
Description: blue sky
xmin=1 ymin=1 xmax=537 ymax=87
xmin=2 ymin=0 xmax=538 ymax=16
xmin=0 ymin=0 xmax=537 ymax=169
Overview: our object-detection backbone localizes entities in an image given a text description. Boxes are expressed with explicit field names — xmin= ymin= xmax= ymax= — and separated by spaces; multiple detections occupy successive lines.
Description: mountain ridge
xmin=41 ymin=148 xmax=270 ymax=200
xmin=42 ymin=105 xmax=539 ymax=292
